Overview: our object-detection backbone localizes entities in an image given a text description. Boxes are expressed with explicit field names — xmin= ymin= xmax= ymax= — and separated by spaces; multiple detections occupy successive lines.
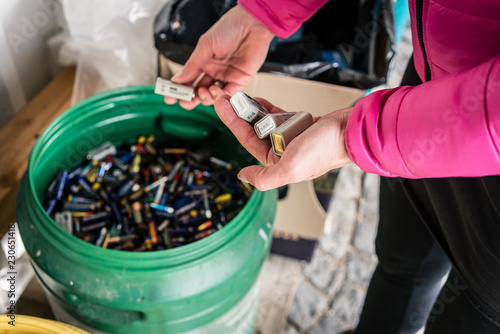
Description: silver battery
xmin=254 ymin=112 xmax=297 ymax=139
xmin=230 ymin=91 xmax=268 ymax=124
xmin=86 ymin=141 xmax=117 ymax=161
xmin=55 ymin=211 xmax=73 ymax=234
xmin=154 ymin=77 xmax=195 ymax=101
xmin=270 ymin=111 xmax=314 ymax=156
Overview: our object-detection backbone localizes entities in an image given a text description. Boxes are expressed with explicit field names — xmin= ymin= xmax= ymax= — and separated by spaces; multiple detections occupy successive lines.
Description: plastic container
xmin=0 ymin=315 xmax=90 ymax=333
xmin=16 ymin=86 xmax=277 ymax=333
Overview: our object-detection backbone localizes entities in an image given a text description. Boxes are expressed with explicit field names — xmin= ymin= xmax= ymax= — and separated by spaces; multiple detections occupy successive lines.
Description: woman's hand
xmin=165 ymin=5 xmax=274 ymax=110
xmin=214 ymin=95 xmax=353 ymax=191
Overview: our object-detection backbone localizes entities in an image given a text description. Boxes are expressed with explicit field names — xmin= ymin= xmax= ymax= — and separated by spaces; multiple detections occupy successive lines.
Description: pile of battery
xmin=43 ymin=136 xmax=252 ymax=251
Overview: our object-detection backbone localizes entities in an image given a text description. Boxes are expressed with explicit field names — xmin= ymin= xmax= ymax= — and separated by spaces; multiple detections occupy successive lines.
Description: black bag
xmin=154 ymin=0 xmax=395 ymax=89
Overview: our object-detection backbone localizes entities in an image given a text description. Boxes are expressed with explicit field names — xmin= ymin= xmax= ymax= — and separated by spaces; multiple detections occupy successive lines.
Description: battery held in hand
xmin=155 ymin=77 xmax=195 ymax=101
xmin=270 ymin=111 xmax=313 ymax=156
xmin=230 ymin=92 xmax=268 ymax=124
xmin=254 ymin=112 xmax=297 ymax=139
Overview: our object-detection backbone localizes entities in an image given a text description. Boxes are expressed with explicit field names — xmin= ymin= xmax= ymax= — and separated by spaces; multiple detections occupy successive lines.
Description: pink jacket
xmin=239 ymin=0 xmax=500 ymax=178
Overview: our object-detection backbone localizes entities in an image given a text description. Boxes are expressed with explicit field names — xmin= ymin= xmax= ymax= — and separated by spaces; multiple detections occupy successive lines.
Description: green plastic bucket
xmin=16 ymin=86 xmax=277 ymax=333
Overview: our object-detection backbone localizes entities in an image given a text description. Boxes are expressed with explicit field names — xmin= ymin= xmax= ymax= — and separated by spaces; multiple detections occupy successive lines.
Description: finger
xmin=223 ymin=82 xmax=246 ymax=97
xmin=196 ymin=75 xmax=216 ymax=104
xmin=208 ymin=85 xmax=224 ymax=100
xmin=198 ymin=87 xmax=214 ymax=105
xmin=179 ymin=96 xmax=201 ymax=110
xmin=164 ymin=96 xmax=178 ymax=105
xmin=219 ymin=66 xmax=254 ymax=90
xmin=214 ymin=95 xmax=273 ymax=164
xmin=196 ymin=75 xmax=227 ymax=105
xmin=238 ymin=163 xmax=294 ymax=191
xmin=195 ymin=73 xmax=214 ymax=88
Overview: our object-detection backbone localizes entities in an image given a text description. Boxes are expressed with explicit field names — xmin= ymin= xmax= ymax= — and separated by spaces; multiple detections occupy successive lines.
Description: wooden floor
xmin=0 ymin=67 xmax=75 ymax=235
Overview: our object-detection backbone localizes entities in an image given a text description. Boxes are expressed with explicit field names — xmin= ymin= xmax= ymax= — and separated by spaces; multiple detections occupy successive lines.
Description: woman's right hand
xmin=164 ymin=5 xmax=275 ymax=110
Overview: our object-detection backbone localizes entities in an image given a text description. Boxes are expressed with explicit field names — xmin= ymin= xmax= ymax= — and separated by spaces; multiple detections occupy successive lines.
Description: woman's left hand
xmin=214 ymin=95 xmax=353 ymax=191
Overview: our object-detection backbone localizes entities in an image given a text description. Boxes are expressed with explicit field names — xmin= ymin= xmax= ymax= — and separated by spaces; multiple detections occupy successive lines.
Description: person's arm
xmin=238 ymin=0 xmax=329 ymax=38
xmin=345 ymin=56 xmax=500 ymax=178
xmin=215 ymin=56 xmax=500 ymax=191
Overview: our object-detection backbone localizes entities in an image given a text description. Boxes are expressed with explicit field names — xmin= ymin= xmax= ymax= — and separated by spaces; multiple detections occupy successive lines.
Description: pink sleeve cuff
xmin=345 ymin=87 xmax=418 ymax=179
xmin=238 ymin=0 xmax=328 ymax=38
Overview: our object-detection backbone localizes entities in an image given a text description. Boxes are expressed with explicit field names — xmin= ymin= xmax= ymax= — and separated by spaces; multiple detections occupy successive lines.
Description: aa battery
xmin=270 ymin=111 xmax=314 ymax=156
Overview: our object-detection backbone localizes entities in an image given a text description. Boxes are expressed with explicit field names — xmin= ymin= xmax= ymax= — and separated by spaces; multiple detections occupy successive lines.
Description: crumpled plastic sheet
xmin=49 ymin=0 xmax=167 ymax=104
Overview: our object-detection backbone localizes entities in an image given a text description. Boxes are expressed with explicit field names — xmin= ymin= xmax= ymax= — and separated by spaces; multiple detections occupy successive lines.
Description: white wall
xmin=0 ymin=0 xmax=62 ymax=129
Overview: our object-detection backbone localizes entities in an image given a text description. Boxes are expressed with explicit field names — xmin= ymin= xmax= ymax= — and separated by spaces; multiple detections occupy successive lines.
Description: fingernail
xmin=199 ymin=93 xmax=205 ymax=100
xmin=171 ymin=71 xmax=182 ymax=82
xmin=237 ymin=174 xmax=248 ymax=183
xmin=209 ymin=88 xmax=217 ymax=99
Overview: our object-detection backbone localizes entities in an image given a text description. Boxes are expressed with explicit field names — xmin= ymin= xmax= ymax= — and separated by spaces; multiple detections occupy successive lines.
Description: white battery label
xmin=257 ymin=119 xmax=275 ymax=135
xmin=230 ymin=91 xmax=268 ymax=124
xmin=254 ymin=112 xmax=297 ymax=139
xmin=231 ymin=93 xmax=250 ymax=116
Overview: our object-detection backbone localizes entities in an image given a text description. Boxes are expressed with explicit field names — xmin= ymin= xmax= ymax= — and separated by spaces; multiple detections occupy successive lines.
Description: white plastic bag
xmin=49 ymin=0 xmax=167 ymax=104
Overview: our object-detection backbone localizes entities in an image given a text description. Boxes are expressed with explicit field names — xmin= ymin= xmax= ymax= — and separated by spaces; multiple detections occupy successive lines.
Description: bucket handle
xmin=62 ymin=291 xmax=147 ymax=327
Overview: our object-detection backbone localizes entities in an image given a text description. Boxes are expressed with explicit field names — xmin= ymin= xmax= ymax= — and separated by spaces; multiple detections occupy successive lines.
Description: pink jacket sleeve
xmin=238 ymin=0 xmax=328 ymax=38
xmin=345 ymin=56 xmax=500 ymax=178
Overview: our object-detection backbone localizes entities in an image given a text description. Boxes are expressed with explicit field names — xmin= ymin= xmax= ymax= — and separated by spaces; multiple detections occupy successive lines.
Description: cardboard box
xmin=160 ymin=55 xmax=365 ymax=260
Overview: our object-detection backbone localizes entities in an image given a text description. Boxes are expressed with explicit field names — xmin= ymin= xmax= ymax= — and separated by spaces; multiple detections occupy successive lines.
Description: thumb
xmin=170 ymin=67 xmax=201 ymax=85
xmin=238 ymin=164 xmax=290 ymax=191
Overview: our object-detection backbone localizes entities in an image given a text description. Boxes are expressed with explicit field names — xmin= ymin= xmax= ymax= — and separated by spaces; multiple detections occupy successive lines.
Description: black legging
xmin=354 ymin=57 xmax=500 ymax=334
